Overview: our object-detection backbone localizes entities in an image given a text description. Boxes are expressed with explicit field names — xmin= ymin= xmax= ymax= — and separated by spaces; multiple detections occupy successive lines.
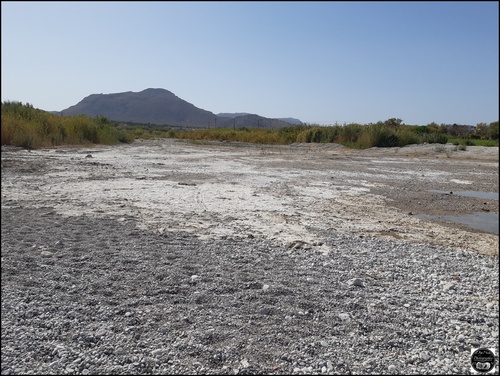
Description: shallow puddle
xmin=417 ymin=212 xmax=499 ymax=235
xmin=426 ymin=190 xmax=499 ymax=200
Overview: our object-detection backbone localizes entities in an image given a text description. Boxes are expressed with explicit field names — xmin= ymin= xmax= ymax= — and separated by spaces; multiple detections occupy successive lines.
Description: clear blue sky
xmin=2 ymin=1 xmax=498 ymax=125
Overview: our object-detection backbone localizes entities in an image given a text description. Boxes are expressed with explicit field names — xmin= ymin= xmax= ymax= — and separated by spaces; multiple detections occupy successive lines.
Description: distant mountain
xmin=59 ymin=88 xmax=294 ymax=129
xmin=218 ymin=113 xmax=303 ymax=125
xmin=60 ymin=88 xmax=215 ymax=127
xmin=276 ymin=117 xmax=303 ymax=125
xmin=216 ymin=114 xmax=297 ymax=129
xmin=217 ymin=112 xmax=252 ymax=118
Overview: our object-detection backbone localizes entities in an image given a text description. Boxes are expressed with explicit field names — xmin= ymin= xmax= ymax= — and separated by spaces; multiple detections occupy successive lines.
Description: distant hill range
xmin=59 ymin=88 xmax=302 ymax=129
xmin=217 ymin=113 xmax=303 ymax=125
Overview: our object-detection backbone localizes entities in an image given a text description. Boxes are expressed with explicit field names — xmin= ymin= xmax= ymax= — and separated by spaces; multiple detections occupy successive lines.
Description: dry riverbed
xmin=1 ymin=139 xmax=498 ymax=375
xmin=2 ymin=139 xmax=498 ymax=256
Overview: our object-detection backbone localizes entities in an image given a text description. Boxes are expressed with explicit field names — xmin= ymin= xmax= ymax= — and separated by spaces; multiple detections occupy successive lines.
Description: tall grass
xmin=172 ymin=127 xmax=283 ymax=144
xmin=3 ymin=101 xmax=497 ymax=149
xmin=1 ymin=101 xmax=133 ymax=148
xmin=161 ymin=123 xmax=470 ymax=149
xmin=448 ymin=138 xmax=498 ymax=147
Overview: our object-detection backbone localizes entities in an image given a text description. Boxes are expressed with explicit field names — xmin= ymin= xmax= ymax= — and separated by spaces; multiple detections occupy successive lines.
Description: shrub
xmin=338 ymin=123 xmax=363 ymax=143
xmin=358 ymin=125 xmax=399 ymax=148
xmin=278 ymin=125 xmax=307 ymax=143
xmin=454 ymin=144 xmax=467 ymax=151
xmin=134 ymin=128 xmax=145 ymax=136
xmin=423 ymin=133 xmax=448 ymax=144
xmin=397 ymin=129 xmax=422 ymax=146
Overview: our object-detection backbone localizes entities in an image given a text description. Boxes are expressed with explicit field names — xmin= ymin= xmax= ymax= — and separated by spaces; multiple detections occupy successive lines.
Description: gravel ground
xmin=1 ymin=207 xmax=498 ymax=375
xmin=1 ymin=141 xmax=499 ymax=375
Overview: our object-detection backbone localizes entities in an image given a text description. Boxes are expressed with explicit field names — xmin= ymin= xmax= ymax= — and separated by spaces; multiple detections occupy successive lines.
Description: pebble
xmin=151 ymin=349 xmax=166 ymax=357
xmin=240 ymin=359 xmax=250 ymax=368
xmin=442 ymin=282 xmax=456 ymax=292
xmin=347 ymin=278 xmax=365 ymax=287
xmin=40 ymin=250 xmax=54 ymax=257
xmin=420 ymin=352 xmax=431 ymax=362
xmin=338 ymin=313 xmax=350 ymax=321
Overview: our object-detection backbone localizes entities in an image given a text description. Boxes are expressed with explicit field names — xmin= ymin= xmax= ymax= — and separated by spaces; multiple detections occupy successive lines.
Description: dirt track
xmin=1 ymin=139 xmax=498 ymax=256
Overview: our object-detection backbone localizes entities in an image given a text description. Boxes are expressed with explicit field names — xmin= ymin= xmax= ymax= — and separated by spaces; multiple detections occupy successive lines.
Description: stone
xmin=348 ymin=278 xmax=365 ymax=287
xmin=240 ymin=359 xmax=250 ymax=368
xmin=151 ymin=349 xmax=166 ymax=357
xmin=95 ymin=328 xmax=107 ymax=338
xmin=420 ymin=353 xmax=431 ymax=362
xmin=338 ymin=313 xmax=350 ymax=321
xmin=442 ymin=282 xmax=456 ymax=292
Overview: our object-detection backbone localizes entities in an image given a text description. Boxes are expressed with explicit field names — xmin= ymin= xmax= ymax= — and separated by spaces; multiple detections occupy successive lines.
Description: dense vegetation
xmin=1 ymin=101 xmax=498 ymax=149
xmin=1 ymin=101 xmax=133 ymax=148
